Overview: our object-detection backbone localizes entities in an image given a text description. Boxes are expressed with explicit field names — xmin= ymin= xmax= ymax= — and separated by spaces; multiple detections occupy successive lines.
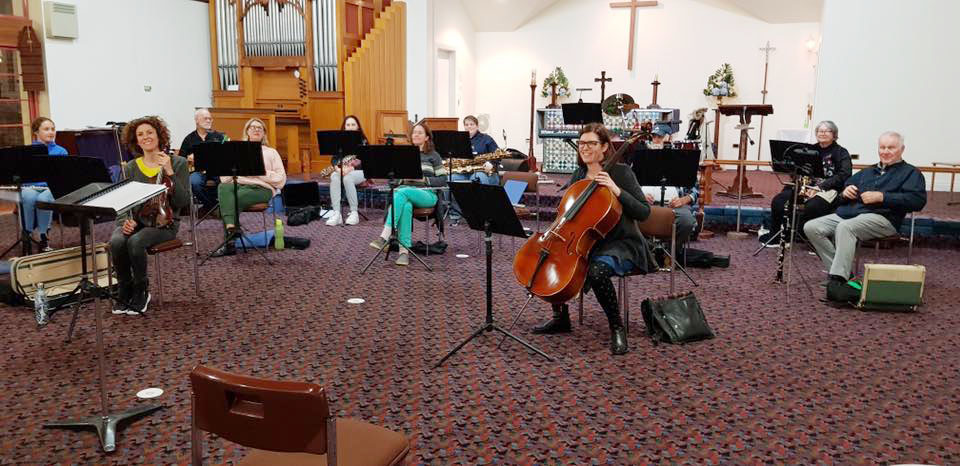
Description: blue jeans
xmin=191 ymin=172 xmax=219 ymax=208
xmin=20 ymin=187 xmax=55 ymax=234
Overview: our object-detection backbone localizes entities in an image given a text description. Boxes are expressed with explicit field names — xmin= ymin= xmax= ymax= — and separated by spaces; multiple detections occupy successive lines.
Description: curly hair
xmin=122 ymin=116 xmax=171 ymax=155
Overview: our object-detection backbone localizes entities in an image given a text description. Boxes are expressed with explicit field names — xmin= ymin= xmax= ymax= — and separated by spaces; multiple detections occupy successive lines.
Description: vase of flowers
xmin=703 ymin=63 xmax=737 ymax=103
xmin=541 ymin=66 xmax=571 ymax=109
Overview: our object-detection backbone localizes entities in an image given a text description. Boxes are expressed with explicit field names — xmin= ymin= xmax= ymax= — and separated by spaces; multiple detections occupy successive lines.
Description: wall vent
xmin=43 ymin=2 xmax=78 ymax=39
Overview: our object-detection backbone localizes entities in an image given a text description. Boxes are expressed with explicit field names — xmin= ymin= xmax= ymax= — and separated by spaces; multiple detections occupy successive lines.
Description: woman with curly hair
xmin=211 ymin=117 xmax=287 ymax=257
xmin=110 ymin=116 xmax=190 ymax=315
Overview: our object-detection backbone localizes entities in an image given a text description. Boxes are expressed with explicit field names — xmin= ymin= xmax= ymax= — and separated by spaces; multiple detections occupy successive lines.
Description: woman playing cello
xmin=526 ymin=123 xmax=652 ymax=355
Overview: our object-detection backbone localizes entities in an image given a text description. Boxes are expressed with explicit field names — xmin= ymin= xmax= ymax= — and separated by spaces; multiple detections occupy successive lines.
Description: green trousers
xmin=384 ymin=187 xmax=438 ymax=248
xmin=218 ymin=183 xmax=273 ymax=229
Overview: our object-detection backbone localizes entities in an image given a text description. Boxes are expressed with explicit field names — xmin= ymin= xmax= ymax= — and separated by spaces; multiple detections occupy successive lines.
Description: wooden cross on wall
xmin=610 ymin=0 xmax=658 ymax=71
xmin=594 ymin=71 xmax=613 ymax=102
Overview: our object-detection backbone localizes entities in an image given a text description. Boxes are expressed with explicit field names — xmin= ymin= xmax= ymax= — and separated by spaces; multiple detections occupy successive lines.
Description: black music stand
xmin=631 ymin=148 xmax=700 ymax=286
xmin=755 ymin=140 xmax=825 ymax=253
xmin=561 ymin=103 xmax=604 ymax=151
xmin=435 ymin=183 xmax=552 ymax=367
xmin=195 ymin=141 xmax=271 ymax=265
xmin=317 ymin=130 xmax=364 ymax=226
xmin=433 ymin=130 xmax=473 ymax=221
xmin=37 ymin=182 xmax=165 ymax=453
xmin=0 ymin=145 xmax=49 ymax=258
xmin=356 ymin=145 xmax=431 ymax=273
xmin=761 ymin=140 xmax=823 ymax=293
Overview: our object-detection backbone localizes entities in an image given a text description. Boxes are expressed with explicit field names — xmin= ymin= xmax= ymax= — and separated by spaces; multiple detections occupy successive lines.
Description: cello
xmin=513 ymin=132 xmax=642 ymax=304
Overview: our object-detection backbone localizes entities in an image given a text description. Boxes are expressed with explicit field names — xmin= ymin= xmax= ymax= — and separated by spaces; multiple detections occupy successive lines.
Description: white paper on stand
xmin=641 ymin=186 xmax=679 ymax=202
xmin=82 ymin=181 xmax=166 ymax=213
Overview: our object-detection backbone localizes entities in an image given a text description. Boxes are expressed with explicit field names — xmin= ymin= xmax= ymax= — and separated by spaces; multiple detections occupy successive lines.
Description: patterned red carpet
xmin=1 ymin=210 xmax=959 ymax=464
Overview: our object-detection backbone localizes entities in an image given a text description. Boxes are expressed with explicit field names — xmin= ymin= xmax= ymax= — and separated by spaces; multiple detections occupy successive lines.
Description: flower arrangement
xmin=703 ymin=63 xmax=737 ymax=98
xmin=540 ymin=67 xmax=571 ymax=98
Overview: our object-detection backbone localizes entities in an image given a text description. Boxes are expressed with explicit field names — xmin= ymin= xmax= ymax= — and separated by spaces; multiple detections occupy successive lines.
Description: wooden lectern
xmin=717 ymin=104 xmax=773 ymax=198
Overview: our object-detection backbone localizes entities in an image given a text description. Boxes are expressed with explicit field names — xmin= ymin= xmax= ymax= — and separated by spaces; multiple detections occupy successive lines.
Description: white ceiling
xmin=726 ymin=0 xmax=822 ymax=23
xmin=461 ymin=0 xmax=822 ymax=32
xmin=460 ymin=0 xmax=561 ymax=32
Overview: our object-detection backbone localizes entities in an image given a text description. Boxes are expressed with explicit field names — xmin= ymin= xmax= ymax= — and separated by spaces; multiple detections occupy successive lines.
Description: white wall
xmin=40 ymin=0 xmax=211 ymax=145
xmin=432 ymin=0 xmax=476 ymax=119
xmin=405 ymin=0 xmax=432 ymax=121
xmin=473 ymin=0 xmax=820 ymax=161
xmin=814 ymin=0 xmax=960 ymax=189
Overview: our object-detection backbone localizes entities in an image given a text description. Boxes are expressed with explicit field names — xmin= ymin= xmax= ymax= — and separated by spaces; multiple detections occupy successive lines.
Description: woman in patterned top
xmin=368 ymin=122 xmax=446 ymax=266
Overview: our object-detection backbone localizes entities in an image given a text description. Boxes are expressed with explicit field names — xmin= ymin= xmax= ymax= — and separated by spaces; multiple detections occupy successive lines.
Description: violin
xmin=137 ymin=150 xmax=176 ymax=228
xmin=513 ymin=133 xmax=642 ymax=304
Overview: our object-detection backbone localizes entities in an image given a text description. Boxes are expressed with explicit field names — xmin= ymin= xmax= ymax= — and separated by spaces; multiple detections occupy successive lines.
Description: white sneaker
xmin=325 ymin=211 xmax=342 ymax=226
xmin=345 ymin=211 xmax=360 ymax=225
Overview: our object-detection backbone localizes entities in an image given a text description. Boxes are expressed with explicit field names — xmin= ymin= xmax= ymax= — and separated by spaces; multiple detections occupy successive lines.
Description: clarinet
xmin=774 ymin=182 xmax=793 ymax=283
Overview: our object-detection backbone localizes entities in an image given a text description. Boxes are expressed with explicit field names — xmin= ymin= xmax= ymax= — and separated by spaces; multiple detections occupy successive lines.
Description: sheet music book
xmin=82 ymin=181 xmax=166 ymax=213
xmin=641 ymin=186 xmax=679 ymax=202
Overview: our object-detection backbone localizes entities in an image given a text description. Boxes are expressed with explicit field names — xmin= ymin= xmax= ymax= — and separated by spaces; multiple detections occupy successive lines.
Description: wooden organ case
xmin=208 ymin=0 xmax=406 ymax=175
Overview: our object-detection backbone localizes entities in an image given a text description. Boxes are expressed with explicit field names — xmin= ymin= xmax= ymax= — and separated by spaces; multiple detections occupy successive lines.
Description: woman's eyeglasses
xmin=577 ymin=140 xmax=601 ymax=148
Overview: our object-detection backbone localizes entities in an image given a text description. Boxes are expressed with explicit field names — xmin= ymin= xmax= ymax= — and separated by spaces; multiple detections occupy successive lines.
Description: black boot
xmin=607 ymin=313 xmax=628 ymax=355
xmin=532 ymin=304 xmax=572 ymax=334
xmin=21 ymin=231 xmax=32 ymax=256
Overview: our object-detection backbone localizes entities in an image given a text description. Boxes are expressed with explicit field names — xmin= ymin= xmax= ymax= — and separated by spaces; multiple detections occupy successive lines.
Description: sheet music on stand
xmin=81 ymin=180 xmax=166 ymax=214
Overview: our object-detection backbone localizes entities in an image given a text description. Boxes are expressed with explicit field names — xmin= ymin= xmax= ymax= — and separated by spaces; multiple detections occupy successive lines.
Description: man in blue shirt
xmin=804 ymin=131 xmax=926 ymax=295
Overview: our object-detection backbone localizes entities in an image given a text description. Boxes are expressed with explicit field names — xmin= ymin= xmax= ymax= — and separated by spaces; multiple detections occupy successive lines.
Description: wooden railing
xmin=699 ymin=159 xmax=960 ymax=206
xmin=343 ymin=1 xmax=405 ymax=141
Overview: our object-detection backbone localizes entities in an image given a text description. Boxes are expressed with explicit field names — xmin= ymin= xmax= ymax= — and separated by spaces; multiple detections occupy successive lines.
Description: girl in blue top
xmin=20 ymin=117 xmax=68 ymax=254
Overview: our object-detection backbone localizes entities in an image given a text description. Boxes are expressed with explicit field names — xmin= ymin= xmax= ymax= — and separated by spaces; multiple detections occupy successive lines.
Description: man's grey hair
xmin=194 ymin=108 xmax=211 ymax=119
xmin=878 ymin=131 xmax=905 ymax=147
xmin=816 ymin=120 xmax=839 ymax=139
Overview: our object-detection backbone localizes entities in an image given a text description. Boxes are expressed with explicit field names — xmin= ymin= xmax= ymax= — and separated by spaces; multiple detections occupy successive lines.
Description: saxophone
xmin=317 ymin=155 xmax=358 ymax=178
xmin=449 ymin=149 xmax=511 ymax=174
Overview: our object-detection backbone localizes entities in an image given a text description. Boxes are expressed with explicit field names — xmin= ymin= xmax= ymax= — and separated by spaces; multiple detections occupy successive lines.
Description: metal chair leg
xmin=154 ymin=254 xmax=163 ymax=307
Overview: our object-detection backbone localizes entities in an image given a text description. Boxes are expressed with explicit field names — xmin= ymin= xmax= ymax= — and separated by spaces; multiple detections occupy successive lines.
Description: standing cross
xmin=594 ymin=71 xmax=613 ymax=102
xmin=759 ymin=41 xmax=776 ymax=102
xmin=610 ymin=0 xmax=658 ymax=71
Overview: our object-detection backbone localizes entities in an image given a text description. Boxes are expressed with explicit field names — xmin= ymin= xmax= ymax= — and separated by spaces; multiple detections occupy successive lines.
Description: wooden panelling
xmin=343 ymin=2 xmax=405 ymax=143
xmin=0 ymin=16 xmax=30 ymax=48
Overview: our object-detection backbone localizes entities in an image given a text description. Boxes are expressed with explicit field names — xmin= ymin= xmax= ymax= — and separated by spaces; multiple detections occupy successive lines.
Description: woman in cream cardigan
xmin=212 ymin=117 xmax=287 ymax=257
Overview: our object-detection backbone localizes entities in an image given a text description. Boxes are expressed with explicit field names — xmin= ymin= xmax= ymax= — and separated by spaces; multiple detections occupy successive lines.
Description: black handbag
xmin=641 ymin=292 xmax=715 ymax=344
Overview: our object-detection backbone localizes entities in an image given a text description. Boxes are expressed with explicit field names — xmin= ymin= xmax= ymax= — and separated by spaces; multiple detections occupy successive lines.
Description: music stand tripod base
xmin=435 ymin=184 xmax=552 ymax=367
xmin=44 ymin=404 xmax=164 ymax=453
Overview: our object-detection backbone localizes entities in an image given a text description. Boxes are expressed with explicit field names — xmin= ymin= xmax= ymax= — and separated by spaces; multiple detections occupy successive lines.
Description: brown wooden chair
xmin=577 ymin=206 xmax=681 ymax=332
xmin=412 ymin=206 xmax=439 ymax=256
xmin=147 ymin=196 xmax=200 ymax=307
xmin=500 ymin=171 xmax=541 ymax=233
xmin=190 ymin=364 xmax=409 ymax=466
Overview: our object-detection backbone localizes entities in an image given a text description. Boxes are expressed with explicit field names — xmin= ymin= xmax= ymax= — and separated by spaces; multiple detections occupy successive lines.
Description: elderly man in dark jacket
xmin=804 ymin=131 xmax=926 ymax=298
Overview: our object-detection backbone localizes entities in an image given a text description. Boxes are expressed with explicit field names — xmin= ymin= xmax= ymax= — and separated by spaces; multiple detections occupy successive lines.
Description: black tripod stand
xmin=0 ymin=145 xmax=50 ymax=258
xmin=764 ymin=141 xmax=825 ymax=297
xmin=436 ymin=183 xmax=551 ymax=367
xmin=357 ymin=145 xmax=432 ymax=273
xmin=433 ymin=130 xmax=473 ymax=224
xmin=633 ymin=148 xmax=701 ymax=286
xmin=195 ymin=141 xmax=271 ymax=265
xmin=37 ymin=181 xmax=166 ymax=452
